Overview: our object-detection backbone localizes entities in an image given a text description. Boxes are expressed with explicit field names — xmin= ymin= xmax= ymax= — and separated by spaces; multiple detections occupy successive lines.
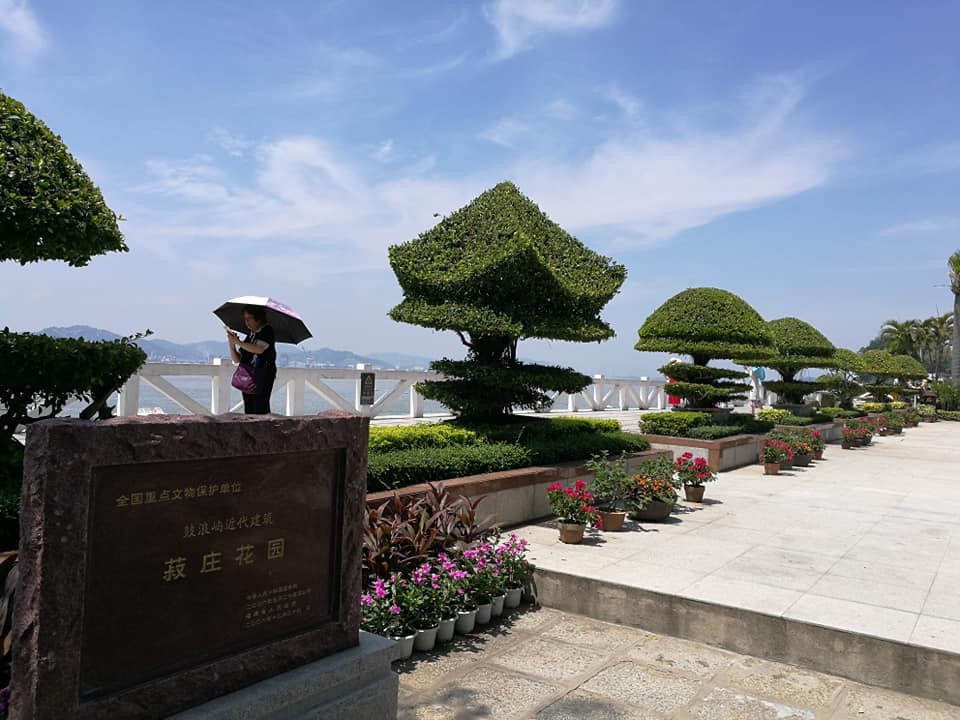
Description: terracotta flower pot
xmin=763 ymin=462 xmax=780 ymax=475
xmin=841 ymin=441 xmax=852 ymax=449
xmin=558 ymin=522 xmax=585 ymax=544
xmin=793 ymin=453 xmax=811 ymax=467
xmin=598 ymin=510 xmax=627 ymax=531
xmin=683 ymin=484 xmax=706 ymax=502
xmin=813 ymin=450 xmax=823 ymax=460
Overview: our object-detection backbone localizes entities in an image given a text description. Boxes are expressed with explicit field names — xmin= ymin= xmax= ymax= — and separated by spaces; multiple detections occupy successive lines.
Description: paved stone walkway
xmin=395 ymin=604 xmax=960 ymax=719
xmin=519 ymin=421 xmax=960 ymax=656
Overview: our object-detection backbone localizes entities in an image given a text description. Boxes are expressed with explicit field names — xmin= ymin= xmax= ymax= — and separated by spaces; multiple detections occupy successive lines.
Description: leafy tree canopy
xmin=833 ymin=348 xmax=865 ymax=373
xmin=635 ymin=287 xmax=775 ymax=364
xmin=860 ymin=349 xmax=901 ymax=378
xmin=388 ymin=181 xmax=625 ymax=342
xmin=893 ymin=354 xmax=928 ymax=380
xmin=1 ymin=90 xmax=127 ymax=266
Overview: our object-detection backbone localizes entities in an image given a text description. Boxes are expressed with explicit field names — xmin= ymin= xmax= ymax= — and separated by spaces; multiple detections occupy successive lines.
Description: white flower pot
xmin=504 ymin=586 xmax=523 ymax=608
xmin=413 ymin=624 xmax=439 ymax=652
xmin=437 ymin=616 xmax=456 ymax=643
xmin=491 ymin=593 xmax=506 ymax=617
xmin=389 ymin=633 xmax=415 ymax=660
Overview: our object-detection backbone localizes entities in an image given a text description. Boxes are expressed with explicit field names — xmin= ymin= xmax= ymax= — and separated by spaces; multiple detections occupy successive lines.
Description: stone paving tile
xmin=909 ymin=614 xmax=960 ymax=654
xmin=825 ymin=557 xmax=938 ymax=590
xmin=533 ymin=689 xmax=662 ymax=720
xmin=687 ymin=688 xmax=817 ymax=720
xmin=783 ymin=593 xmax=919 ymax=642
xmin=723 ymin=656 xmax=845 ymax=713
xmin=681 ymin=576 xmax=803 ymax=615
xmin=396 ymin=607 xmax=960 ymax=720
xmin=831 ymin=682 xmax=960 ymax=720
xmin=625 ymin=633 xmax=738 ymax=678
xmin=708 ymin=546 xmax=836 ymax=592
xmin=486 ymin=636 xmax=610 ymax=681
xmin=806 ymin=572 xmax=930 ymax=613
xmin=538 ymin=613 xmax=650 ymax=651
xmin=579 ymin=661 xmax=701 ymax=714
xmin=587 ymin=558 xmax=703 ymax=594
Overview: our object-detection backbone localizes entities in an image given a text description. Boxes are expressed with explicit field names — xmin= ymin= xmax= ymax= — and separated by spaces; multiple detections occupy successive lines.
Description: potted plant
xmin=495 ymin=533 xmax=533 ymax=609
xmin=624 ymin=474 xmax=677 ymax=521
xmin=460 ymin=545 xmax=500 ymax=624
xmin=808 ymin=429 xmax=826 ymax=460
xmin=673 ymin=452 xmax=716 ymax=502
xmin=840 ymin=426 xmax=856 ymax=449
xmin=360 ymin=573 xmax=416 ymax=658
xmin=759 ymin=438 xmax=791 ymax=475
xmin=434 ymin=553 xmax=470 ymax=640
xmin=585 ymin=451 xmax=632 ymax=531
xmin=403 ymin=562 xmax=445 ymax=652
xmin=545 ymin=479 xmax=601 ymax=544
xmin=791 ymin=439 xmax=813 ymax=467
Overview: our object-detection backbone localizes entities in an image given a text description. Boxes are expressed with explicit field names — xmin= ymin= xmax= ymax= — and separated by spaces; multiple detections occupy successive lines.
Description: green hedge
xmin=938 ymin=410 xmax=960 ymax=421
xmin=817 ymin=407 xmax=860 ymax=419
xmin=368 ymin=424 xmax=481 ymax=452
xmin=777 ymin=415 xmax=814 ymax=426
xmin=686 ymin=425 xmax=743 ymax=440
xmin=639 ymin=411 xmax=711 ymax=436
xmin=367 ymin=444 xmax=532 ymax=491
xmin=366 ymin=417 xmax=650 ymax=491
xmin=725 ymin=414 xmax=774 ymax=434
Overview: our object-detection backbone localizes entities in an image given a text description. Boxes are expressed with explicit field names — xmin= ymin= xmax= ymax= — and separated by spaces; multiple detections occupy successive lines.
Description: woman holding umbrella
xmin=224 ymin=305 xmax=277 ymax=414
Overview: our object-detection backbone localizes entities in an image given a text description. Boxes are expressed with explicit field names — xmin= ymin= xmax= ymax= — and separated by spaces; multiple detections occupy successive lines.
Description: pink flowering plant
xmin=458 ymin=541 xmax=503 ymax=605
xmin=494 ymin=533 xmax=534 ymax=589
xmin=435 ymin=552 xmax=473 ymax=613
xmin=672 ymin=453 xmax=716 ymax=487
xmin=545 ymin=479 xmax=601 ymax=526
xmin=360 ymin=572 xmax=413 ymax=637
xmin=398 ymin=562 xmax=446 ymax=629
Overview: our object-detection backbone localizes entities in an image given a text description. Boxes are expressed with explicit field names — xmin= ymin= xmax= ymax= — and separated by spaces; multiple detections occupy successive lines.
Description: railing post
xmin=409 ymin=385 xmax=424 ymax=418
xmin=567 ymin=392 xmax=578 ymax=412
xmin=592 ymin=374 xmax=604 ymax=410
xmin=286 ymin=375 xmax=305 ymax=416
xmin=211 ymin=359 xmax=232 ymax=415
xmin=619 ymin=387 xmax=630 ymax=410
xmin=355 ymin=363 xmax=373 ymax=416
xmin=117 ymin=375 xmax=140 ymax=417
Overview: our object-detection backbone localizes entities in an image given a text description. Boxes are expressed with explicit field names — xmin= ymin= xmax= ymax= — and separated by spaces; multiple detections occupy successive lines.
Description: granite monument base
xmin=170 ymin=632 xmax=400 ymax=720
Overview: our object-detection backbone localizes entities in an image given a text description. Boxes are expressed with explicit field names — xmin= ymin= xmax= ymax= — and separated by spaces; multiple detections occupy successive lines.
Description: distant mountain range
xmin=37 ymin=326 xmax=437 ymax=370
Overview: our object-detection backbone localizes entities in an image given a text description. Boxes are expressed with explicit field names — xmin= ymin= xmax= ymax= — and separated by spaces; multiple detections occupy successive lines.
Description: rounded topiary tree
xmin=0 ymin=91 xmax=146 ymax=455
xmin=818 ymin=348 xmax=865 ymax=409
xmin=860 ymin=349 xmax=903 ymax=402
xmin=891 ymin=354 xmax=928 ymax=399
xmin=748 ymin=317 xmax=838 ymax=405
xmin=635 ymin=288 xmax=775 ymax=409
xmin=388 ymin=181 xmax=626 ymax=420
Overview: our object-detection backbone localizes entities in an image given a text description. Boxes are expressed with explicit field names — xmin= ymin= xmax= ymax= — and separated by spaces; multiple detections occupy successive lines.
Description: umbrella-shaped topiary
xmin=635 ymin=288 xmax=775 ymax=409
xmin=388 ymin=181 xmax=626 ymax=420
xmin=860 ymin=349 xmax=903 ymax=402
xmin=743 ymin=317 xmax=839 ymax=405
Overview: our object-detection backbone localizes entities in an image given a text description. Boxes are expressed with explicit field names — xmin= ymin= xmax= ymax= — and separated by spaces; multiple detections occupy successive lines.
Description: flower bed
xmin=366 ymin=449 xmax=669 ymax=528
xmin=642 ymin=433 xmax=763 ymax=471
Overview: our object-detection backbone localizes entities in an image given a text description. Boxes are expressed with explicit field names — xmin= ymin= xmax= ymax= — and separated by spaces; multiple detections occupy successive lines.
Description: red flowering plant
xmin=624 ymin=474 xmax=677 ymax=513
xmin=841 ymin=426 xmax=857 ymax=444
xmin=807 ymin=429 xmax=825 ymax=453
xmin=759 ymin=438 xmax=792 ymax=464
xmin=545 ymin=479 xmax=601 ymax=527
xmin=673 ymin=453 xmax=716 ymax=487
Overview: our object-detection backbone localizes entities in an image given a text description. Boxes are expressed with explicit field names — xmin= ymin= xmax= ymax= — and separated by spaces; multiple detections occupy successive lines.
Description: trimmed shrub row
xmin=639 ymin=411 xmax=711 ymax=436
xmin=367 ymin=417 xmax=651 ymax=492
xmin=938 ymin=410 xmax=960 ymax=421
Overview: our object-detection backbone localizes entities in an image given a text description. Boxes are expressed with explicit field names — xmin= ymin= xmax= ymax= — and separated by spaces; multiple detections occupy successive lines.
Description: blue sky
xmin=2 ymin=0 xmax=959 ymax=377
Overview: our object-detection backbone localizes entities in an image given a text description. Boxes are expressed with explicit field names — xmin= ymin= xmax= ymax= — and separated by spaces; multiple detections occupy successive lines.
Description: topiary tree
xmin=1 ymin=91 xmax=127 ymax=266
xmin=388 ymin=181 xmax=626 ymax=420
xmin=635 ymin=287 xmax=775 ymax=409
xmin=890 ymin=354 xmax=928 ymax=400
xmin=743 ymin=317 xmax=839 ymax=405
xmin=0 ymin=91 xmax=147 ymax=546
xmin=859 ymin=349 xmax=903 ymax=402
xmin=818 ymin=348 xmax=865 ymax=409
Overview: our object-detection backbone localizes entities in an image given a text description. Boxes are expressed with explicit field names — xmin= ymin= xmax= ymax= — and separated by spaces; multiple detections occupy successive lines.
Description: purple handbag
xmin=231 ymin=361 xmax=262 ymax=394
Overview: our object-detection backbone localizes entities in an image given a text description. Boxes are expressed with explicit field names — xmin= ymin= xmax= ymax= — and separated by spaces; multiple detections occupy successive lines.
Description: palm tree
xmin=922 ymin=313 xmax=954 ymax=379
xmin=880 ymin=319 xmax=921 ymax=358
xmin=951 ymin=251 xmax=960 ymax=383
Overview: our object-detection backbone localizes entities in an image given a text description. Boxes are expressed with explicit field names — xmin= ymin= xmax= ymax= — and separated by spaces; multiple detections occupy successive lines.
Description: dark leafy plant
xmin=388 ymin=182 xmax=626 ymax=420
xmin=638 ymin=411 xmax=711 ymax=437
xmin=685 ymin=425 xmax=742 ymax=440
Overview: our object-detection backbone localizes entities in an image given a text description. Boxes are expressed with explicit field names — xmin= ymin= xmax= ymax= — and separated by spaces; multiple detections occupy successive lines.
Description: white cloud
xmin=480 ymin=117 xmax=532 ymax=147
xmin=208 ymin=127 xmax=253 ymax=157
xmin=484 ymin=0 xmax=618 ymax=59
xmin=602 ymin=85 xmax=642 ymax=121
xmin=130 ymin=74 xmax=841 ymax=281
xmin=878 ymin=217 xmax=960 ymax=237
xmin=0 ymin=0 xmax=45 ymax=58
xmin=372 ymin=139 xmax=395 ymax=162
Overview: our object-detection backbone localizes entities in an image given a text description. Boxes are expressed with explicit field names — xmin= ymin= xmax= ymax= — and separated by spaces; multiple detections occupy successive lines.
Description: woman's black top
xmin=239 ymin=324 xmax=277 ymax=379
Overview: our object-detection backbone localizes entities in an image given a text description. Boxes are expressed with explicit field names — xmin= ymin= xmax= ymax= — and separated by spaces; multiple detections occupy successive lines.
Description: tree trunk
xmin=953 ymin=293 xmax=960 ymax=384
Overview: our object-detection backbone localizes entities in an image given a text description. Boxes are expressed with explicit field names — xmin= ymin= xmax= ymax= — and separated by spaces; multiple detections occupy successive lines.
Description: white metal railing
xmin=115 ymin=362 xmax=668 ymax=419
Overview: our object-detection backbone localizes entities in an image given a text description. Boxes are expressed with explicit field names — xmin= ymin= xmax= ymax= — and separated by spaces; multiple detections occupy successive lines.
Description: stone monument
xmin=12 ymin=413 xmax=398 ymax=720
